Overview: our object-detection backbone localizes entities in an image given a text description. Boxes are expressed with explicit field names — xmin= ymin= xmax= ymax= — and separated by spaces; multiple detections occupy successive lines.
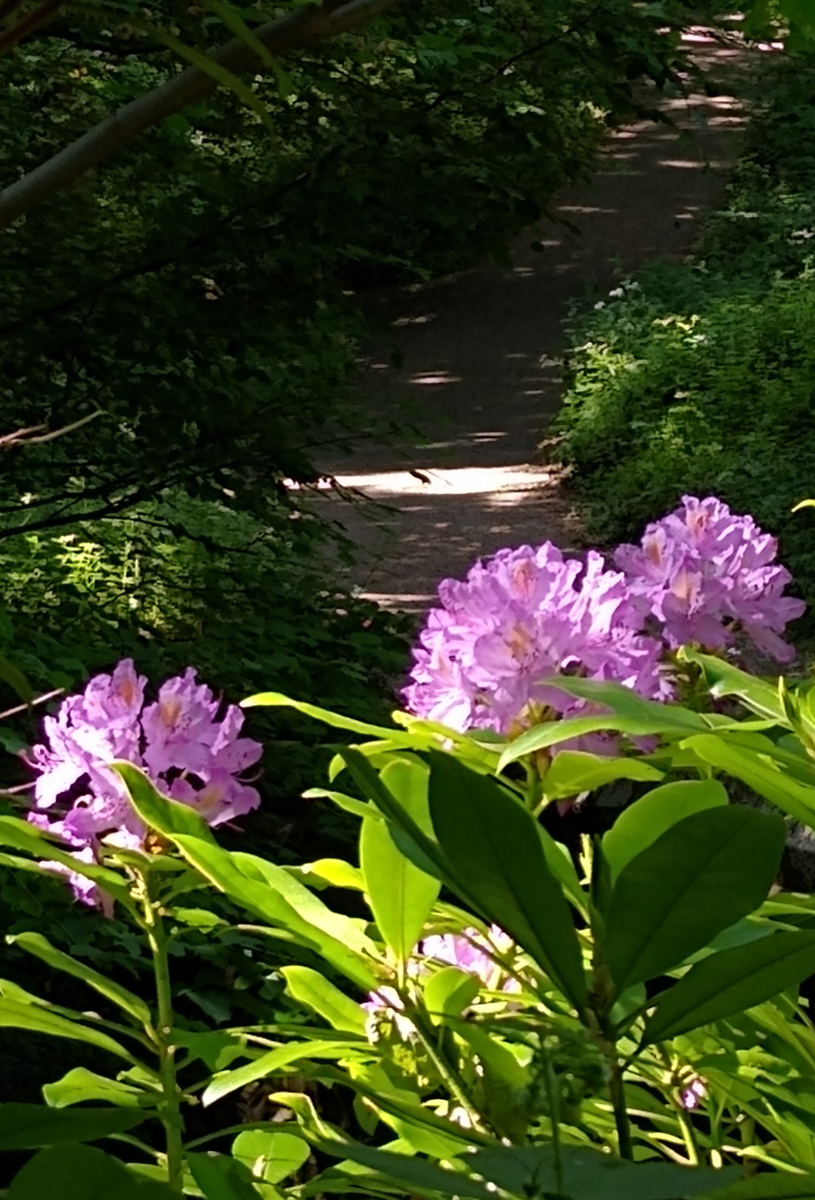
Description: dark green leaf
xmin=605 ymin=806 xmax=785 ymax=993
xmin=0 ymin=1103 xmax=147 ymax=1150
xmin=427 ymin=751 xmax=587 ymax=1009
xmin=8 ymin=1146 xmax=177 ymax=1198
xmin=602 ymin=780 xmax=728 ymax=884
xmin=643 ymin=931 xmax=815 ymax=1043
xmin=8 ymin=932 xmax=151 ymax=1026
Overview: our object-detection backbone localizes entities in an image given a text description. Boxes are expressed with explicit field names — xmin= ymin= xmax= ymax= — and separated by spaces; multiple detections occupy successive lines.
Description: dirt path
xmin=315 ymin=29 xmax=752 ymax=612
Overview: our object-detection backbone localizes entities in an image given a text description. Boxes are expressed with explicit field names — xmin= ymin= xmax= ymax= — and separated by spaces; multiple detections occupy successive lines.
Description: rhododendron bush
xmin=1 ymin=495 xmax=815 ymax=1198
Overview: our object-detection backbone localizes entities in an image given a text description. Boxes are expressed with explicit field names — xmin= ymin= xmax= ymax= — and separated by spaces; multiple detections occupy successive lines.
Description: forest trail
xmin=315 ymin=29 xmax=755 ymax=612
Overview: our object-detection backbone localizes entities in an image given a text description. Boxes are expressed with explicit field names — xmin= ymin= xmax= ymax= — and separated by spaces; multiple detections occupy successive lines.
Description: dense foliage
xmin=556 ymin=58 xmax=815 ymax=606
xmin=3 ymin=526 xmax=815 ymax=1193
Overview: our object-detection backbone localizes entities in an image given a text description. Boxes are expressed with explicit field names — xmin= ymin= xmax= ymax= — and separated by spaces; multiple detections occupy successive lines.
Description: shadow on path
xmin=313 ymin=29 xmax=755 ymax=611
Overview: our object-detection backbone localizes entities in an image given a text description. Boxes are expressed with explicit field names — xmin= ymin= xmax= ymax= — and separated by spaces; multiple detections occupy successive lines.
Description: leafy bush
xmin=556 ymin=60 xmax=815 ymax=605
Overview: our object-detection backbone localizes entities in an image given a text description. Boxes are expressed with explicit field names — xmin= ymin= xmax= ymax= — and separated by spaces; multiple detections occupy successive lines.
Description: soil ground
xmin=315 ymin=29 xmax=756 ymax=612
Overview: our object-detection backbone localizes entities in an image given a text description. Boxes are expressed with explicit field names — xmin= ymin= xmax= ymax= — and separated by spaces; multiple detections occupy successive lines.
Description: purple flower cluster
xmin=615 ymin=495 xmax=806 ymax=663
xmin=27 ymin=660 xmax=262 ymax=906
xmin=405 ymin=497 xmax=804 ymax=737
xmin=404 ymin=542 xmax=669 ymax=736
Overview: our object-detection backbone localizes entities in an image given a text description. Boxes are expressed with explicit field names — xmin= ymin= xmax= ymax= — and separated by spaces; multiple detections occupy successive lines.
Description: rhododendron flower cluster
xmin=405 ymin=497 xmax=804 ymax=737
xmin=27 ymin=659 xmax=262 ymax=906
xmin=403 ymin=542 xmax=669 ymax=735
xmin=615 ymin=495 xmax=806 ymax=663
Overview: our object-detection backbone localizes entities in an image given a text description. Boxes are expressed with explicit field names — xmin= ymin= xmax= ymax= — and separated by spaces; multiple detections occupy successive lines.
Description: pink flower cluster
xmin=405 ymin=497 xmax=804 ymax=737
xmin=615 ymin=495 xmax=806 ymax=664
xmin=404 ymin=542 xmax=670 ymax=736
xmin=27 ymin=660 xmax=262 ymax=906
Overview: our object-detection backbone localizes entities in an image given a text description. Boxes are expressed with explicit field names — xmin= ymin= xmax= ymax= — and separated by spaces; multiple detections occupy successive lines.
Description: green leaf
xmin=702 ymin=1175 xmax=815 ymax=1199
xmin=360 ymin=759 xmax=440 ymax=964
xmin=295 ymin=858 xmax=365 ymax=890
xmin=43 ymin=1068 xmax=154 ymax=1110
xmin=0 ymin=990 xmax=133 ymax=1060
xmin=281 ymin=966 xmax=367 ymax=1034
xmin=187 ymin=1152 xmax=262 ymax=1200
xmin=113 ymin=764 xmax=217 ymax=843
xmin=680 ymin=734 xmax=815 ymax=827
xmin=0 ymin=815 xmax=131 ymax=907
xmin=427 ymin=751 xmax=587 ymax=1010
xmin=0 ymin=1103 xmax=148 ymax=1149
xmin=232 ymin=1129 xmax=310 ymax=1184
xmin=7 ymin=1145 xmax=177 ymax=1199
xmin=202 ymin=1039 xmax=365 ymax=1106
xmin=0 ymin=653 xmax=34 ymax=703
xmin=467 ymin=1143 xmax=737 ymax=1200
xmin=677 ymin=649 xmax=786 ymax=722
xmin=497 ymin=687 xmax=706 ymax=771
xmin=312 ymin=1138 xmax=494 ymax=1200
xmin=642 ymin=931 xmax=815 ymax=1044
xmin=138 ymin=21 xmax=277 ymax=136
xmin=8 ymin=932 xmax=151 ymax=1026
xmin=602 ymin=780 xmax=729 ymax=884
xmin=423 ymin=966 xmax=480 ymax=1022
xmin=605 ymin=806 xmax=786 ymax=993
xmin=202 ymin=0 xmax=294 ymax=97
xmin=120 ymin=779 xmax=377 ymax=989
xmin=241 ymin=692 xmax=412 ymax=742
xmin=543 ymin=750 xmax=663 ymax=799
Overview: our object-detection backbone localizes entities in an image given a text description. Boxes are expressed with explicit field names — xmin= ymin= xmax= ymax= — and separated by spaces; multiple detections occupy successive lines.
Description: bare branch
xmin=0 ymin=0 xmax=400 ymax=229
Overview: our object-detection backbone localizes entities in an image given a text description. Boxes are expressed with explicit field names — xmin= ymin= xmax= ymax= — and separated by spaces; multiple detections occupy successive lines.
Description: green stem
xmin=142 ymin=876 xmax=184 ymax=1193
xmin=607 ymin=1053 xmax=633 ymax=1160
xmin=542 ymin=1052 xmax=564 ymax=1194
xmin=410 ymin=1010 xmax=489 ymax=1135
xmin=677 ymin=1107 xmax=700 ymax=1166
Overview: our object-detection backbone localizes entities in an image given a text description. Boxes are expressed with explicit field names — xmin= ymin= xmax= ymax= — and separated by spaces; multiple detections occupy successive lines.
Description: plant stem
xmin=607 ymin=1053 xmax=633 ymax=1160
xmin=142 ymin=875 xmax=184 ymax=1192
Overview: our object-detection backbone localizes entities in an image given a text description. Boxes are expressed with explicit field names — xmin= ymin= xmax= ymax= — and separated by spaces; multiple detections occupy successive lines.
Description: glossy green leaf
xmin=113 ymin=764 xmax=217 ymax=843
xmin=0 ymin=653 xmax=34 ymax=703
xmin=423 ymin=966 xmax=480 ymax=1022
xmin=643 ymin=930 xmax=815 ymax=1044
xmin=43 ymin=1068 xmax=154 ymax=1110
xmin=543 ymin=750 xmax=662 ymax=799
xmin=8 ymin=932 xmax=151 ymax=1026
xmin=361 ymin=759 xmax=440 ymax=964
xmin=7 ymin=1144 xmax=177 ymax=1199
xmin=497 ymin=685 xmax=706 ymax=771
xmin=678 ymin=649 xmax=786 ymax=722
xmin=232 ymin=1129 xmax=310 ymax=1184
xmin=281 ymin=966 xmax=367 ymax=1034
xmin=602 ymin=780 xmax=729 ymax=884
xmin=0 ymin=1103 xmax=148 ymax=1150
xmin=295 ymin=858 xmax=365 ymax=890
xmin=427 ymin=751 xmax=587 ymax=1010
xmin=202 ymin=1039 xmax=364 ymax=1106
xmin=681 ymin=733 xmax=815 ymax=827
xmin=0 ymin=991 xmax=133 ymax=1060
xmin=241 ymin=692 xmax=413 ymax=742
xmin=605 ymin=806 xmax=786 ymax=993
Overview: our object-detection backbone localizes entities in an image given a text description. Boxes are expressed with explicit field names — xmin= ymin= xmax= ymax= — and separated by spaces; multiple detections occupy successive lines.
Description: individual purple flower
xmin=615 ymin=496 xmax=805 ymax=662
xmin=404 ymin=542 xmax=669 ymax=738
xmin=25 ymin=660 xmax=263 ymax=908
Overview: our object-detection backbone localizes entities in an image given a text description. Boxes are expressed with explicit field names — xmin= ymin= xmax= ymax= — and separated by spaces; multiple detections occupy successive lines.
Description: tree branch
xmin=0 ymin=0 xmax=400 ymax=229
